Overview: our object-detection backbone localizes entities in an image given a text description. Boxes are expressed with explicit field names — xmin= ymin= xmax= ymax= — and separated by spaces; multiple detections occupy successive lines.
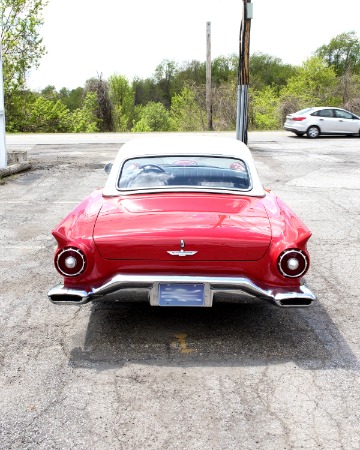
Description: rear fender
xmin=263 ymin=193 xmax=312 ymax=274
xmin=52 ymin=190 xmax=104 ymax=279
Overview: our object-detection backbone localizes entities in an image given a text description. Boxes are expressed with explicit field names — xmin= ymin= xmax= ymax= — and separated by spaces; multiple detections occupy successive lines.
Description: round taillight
xmin=278 ymin=249 xmax=308 ymax=278
xmin=56 ymin=248 xmax=86 ymax=277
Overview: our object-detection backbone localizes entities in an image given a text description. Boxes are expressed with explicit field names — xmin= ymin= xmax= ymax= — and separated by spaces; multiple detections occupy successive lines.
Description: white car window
xmin=312 ymin=109 xmax=333 ymax=118
xmin=334 ymin=110 xmax=353 ymax=119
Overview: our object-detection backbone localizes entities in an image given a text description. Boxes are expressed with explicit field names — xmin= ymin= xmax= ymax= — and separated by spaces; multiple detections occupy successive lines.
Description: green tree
xmin=212 ymin=80 xmax=237 ymax=131
xmin=84 ymin=76 xmax=112 ymax=131
xmin=176 ymin=60 xmax=206 ymax=87
xmin=344 ymin=92 xmax=360 ymax=116
xmin=26 ymin=96 xmax=70 ymax=132
xmin=315 ymin=32 xmax=360 ymax=103
xmin=170 ymin=86 xmax=205 ymax=131
xmin=59 ymin=86 xmax=84 ymax=111
xmin=250 ymin=53 xmax=297 ymax=92
xmin=280 ymin=56 xmax=340 ymax=110
xmin=132 ymin=102 xmax=172 ymax=132
xmin=154 ymin=59 xmax=179 ymax=107
xmin=70 ymin=92 xmax=99 ymax=133
xmin=133 ymin=77 xmax=157 ymax=106
xmin=211 ymin=55 xmax=238 ymax=85
xmin=40 ymin=85 xmax=59 ymax=101
xmin=1 ymin=0 xmax=47 ymax=93
xmin=249 ymin=86 xmax=280 ymax=130
xmin=4 ymin=88 xmax=37 ymax=132
xmin=315 ymin=31 xmax=360 ymax=76
xmin=108 ymin=74 xmax=134 ymax=131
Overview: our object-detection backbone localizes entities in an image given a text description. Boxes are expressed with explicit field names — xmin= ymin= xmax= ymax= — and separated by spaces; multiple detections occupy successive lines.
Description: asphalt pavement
xmin=1 ymin=131 xmax=359 ymax=449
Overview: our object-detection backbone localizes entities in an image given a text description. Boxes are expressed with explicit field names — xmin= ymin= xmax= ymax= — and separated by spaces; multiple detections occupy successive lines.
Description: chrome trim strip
xmin=48 ymin=274 xmax=316 ymax=307
xmin=167 ymin=250 xmax=198 ymax=256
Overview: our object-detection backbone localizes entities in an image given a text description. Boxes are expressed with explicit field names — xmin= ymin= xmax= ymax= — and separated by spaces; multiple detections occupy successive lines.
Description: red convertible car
xmin=48 ymin=136 xmax=316 ymax=308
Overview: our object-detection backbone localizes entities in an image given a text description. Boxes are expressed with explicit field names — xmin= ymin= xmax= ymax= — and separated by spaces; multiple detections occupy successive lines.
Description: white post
xmin=0 ymin=29 xmax=7 ymax=169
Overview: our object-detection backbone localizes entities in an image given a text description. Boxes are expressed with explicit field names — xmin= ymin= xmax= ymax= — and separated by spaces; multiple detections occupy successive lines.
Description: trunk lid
xmin=93 ymin=194 xmax=271 ymax=261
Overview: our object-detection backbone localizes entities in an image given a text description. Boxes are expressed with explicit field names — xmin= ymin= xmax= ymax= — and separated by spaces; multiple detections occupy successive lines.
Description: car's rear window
xmin=118 ymin=155 xmax=251 ymax=191
xmin=296 ymin=108 xmax=314 ymax=115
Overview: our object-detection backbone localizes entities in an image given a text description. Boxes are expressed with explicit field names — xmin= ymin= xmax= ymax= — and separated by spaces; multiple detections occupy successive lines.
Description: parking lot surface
xmin=1 ymin=132 xmax=359 ymax=449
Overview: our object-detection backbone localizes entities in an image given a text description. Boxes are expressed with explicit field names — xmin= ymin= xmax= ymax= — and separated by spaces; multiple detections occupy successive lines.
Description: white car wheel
xmin=307 ymin=126 xmax=320 ymax=138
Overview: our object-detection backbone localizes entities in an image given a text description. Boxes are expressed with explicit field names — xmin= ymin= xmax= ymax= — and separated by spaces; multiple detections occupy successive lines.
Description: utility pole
xmin=206 ymin=21 xmax=213 ymax=131
xmin=0 ymin=26 xmax=7 ymax=169
xmin=236 ymin=0 xmax=253 ymax=143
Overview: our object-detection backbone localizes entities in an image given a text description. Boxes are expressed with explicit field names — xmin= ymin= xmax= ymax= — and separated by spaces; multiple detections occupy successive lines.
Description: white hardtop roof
xmin=103 ymin=135 xmax=265 ymax=197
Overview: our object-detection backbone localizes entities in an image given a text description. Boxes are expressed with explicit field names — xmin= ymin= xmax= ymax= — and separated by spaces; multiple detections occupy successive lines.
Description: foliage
xmin=132 ymin=77 xmax=157 ymax=106
xmin=108 ymin=74 xmax=134 ymax=132
xmin=278 ymin=97 xmax=301 ymax=124
xmin=315 ymin=32 xmax=360 ymax=103
xmin=315 ymin=31 xmax=360 ymax=76
xmin=70 ymin=92 xmax=99 ymax=133
xmin=344 ymin=96 xmax=360 ymax=116
xmin=280 ymin=57 xmax=340 ymax=109
xmin=176 ymin=60 xmax=206 ymax=87
xmin=4 ymin=89 xmax=37 ymax=132
xmin=336 ymin=71 xmax=360 ymax=104
xmin=40 ymin=84 xmax=58 ymax=101
xmin=170 ymin=86 xmax=206 ymax=131
xmin=249 ymin=86 xmax=280 ymax=130
xmin=132 ymin=60 xmax=181 ymax=109
xmin=211 ymin=55 xmax=238 ymax=85
xmin=38 ymin=85 xmax=84 ymax=110
xmin=132 ymin=102 xmax=172 ymax=132
xmin=25 ymin=96 xmax=70 ymax=132
xmin=5 ymin=90 xmax=99 ymax=133
xmin=211 ymin=81 xmax=237 ymax=131
xmin=5 ymin=28 xmax=360 ymax=133
xmin=84 ymin=76 xmax=112 ymax=131
xmin=1 ymin=0 xmax=47 ymax=93
xmin=59 ymin=87 xmax=84 ymax=111
xmin=250 ymin=53 xmax=297 ymax=92
xmin=153 ymin=59 xmax=179 ymax=107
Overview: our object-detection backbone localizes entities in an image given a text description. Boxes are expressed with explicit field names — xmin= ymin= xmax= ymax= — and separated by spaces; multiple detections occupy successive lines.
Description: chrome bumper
xmin=48 ymin=274 xmax=316 ymax=308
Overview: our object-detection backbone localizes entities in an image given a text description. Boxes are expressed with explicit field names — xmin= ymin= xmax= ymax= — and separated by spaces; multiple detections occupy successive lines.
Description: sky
xmin=27 ymin=0 xmax=360 ymax=91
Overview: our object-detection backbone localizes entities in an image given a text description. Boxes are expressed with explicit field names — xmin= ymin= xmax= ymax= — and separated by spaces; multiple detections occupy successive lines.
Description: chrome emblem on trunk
xmin=167 ymin=239 xmax=197 ymax=256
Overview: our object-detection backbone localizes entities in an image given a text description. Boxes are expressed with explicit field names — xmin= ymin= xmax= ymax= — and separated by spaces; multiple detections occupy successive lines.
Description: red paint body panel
xmin=52 ymin=190 xmax=311 ymax=293
xmin=93 ymin=194 xmax=271 ymax=261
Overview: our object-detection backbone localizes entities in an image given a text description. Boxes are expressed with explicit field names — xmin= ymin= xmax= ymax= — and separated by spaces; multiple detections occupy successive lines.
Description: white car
xmin=284 ymin=107 xmax=360 ymax=138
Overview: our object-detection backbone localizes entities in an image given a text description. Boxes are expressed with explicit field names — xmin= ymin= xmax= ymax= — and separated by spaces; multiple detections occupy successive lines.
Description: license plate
xmin=158 ymin=283 xmax=205 ymax=307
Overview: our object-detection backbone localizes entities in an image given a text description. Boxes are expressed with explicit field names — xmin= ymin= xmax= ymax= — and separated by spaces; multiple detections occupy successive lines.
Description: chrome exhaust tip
xmin=48 ymin=285 xmax=90 ymax=305
xmin=274 ymin=298 xmax=314 ymax=308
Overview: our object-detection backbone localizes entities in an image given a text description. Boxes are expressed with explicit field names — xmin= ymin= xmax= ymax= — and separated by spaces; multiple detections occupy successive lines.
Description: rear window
xmin=118 ymin=155 xmax=251 ymax=191
xmin=295 ymin=108 xmax=314 ymax=115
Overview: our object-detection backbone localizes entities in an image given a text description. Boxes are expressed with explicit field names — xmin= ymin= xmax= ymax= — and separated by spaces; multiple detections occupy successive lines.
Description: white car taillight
xmin=292 ymin=117 xmax=307 ymax=121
